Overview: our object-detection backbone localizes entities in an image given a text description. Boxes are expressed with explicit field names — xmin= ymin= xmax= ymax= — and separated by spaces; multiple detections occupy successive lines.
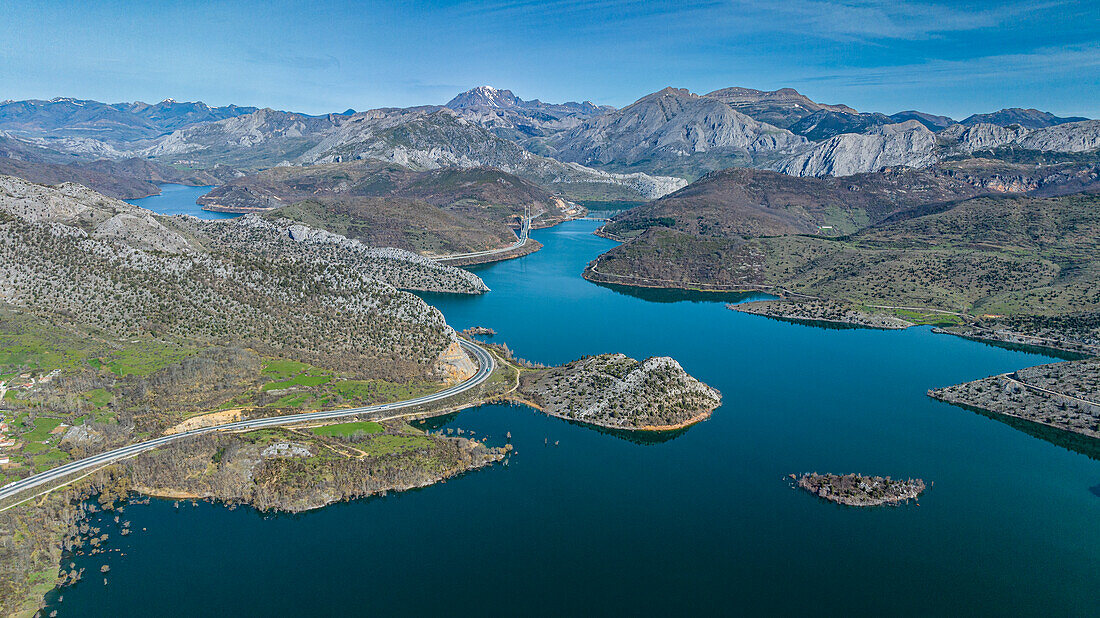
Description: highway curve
xmin=0 ymin=339 xmax=495 ymax=504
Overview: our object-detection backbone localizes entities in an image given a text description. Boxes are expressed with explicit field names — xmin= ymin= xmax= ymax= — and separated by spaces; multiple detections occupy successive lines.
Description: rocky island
xmin=795 ymin=473 xmax=926 ymax=506
xmin=517 ymin=353 xmax=721 ymax=430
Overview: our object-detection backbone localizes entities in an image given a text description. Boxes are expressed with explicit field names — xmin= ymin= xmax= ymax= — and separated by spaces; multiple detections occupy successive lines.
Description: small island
xmin=794 ymin=473 xmax=926 ymax=506
xmin=517 ymin=353 xmax=721 ymax=431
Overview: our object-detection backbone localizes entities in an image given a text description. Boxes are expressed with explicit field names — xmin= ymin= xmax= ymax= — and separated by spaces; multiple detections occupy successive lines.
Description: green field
xmin=263 ymin=374 xmax=333 ymax=391
xmin=260 ymin=358 xmax=334 ymax=391
xmin=261 ymin=359 xmax=313 ymax=380
xmin=357 ymin=433 xmax=433 ymax=455
xmin=311 ymin=421 xmax=384 ymax=437
xmin=82 ymin=388 xmax=113 ymax=408
xmin=329 ymin=379 xmax=437 ymax=403
xmin=23 ymin=417 xmax=63 ymax=442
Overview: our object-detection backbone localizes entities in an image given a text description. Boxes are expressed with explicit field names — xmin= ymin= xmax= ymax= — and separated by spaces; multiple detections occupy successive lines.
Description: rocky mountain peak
xmin=648 ymin=87 xmax=698 ymax=100
xmin=446 ymin=86 xmax=524 ymax=109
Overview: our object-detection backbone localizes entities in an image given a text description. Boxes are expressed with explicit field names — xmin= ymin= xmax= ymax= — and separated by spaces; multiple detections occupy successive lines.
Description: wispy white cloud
xmin=799 ymin=43 xmax=1100 ymax=85
xmin=719 ymin=0 xmax=1072 ymax=42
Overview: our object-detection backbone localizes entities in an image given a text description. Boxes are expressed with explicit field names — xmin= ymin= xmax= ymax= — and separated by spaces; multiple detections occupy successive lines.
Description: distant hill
xmin=786 ymin=110 xmax=894 ymax=141
xmin=0 ymin=156 xmax=227 ymax=199
xmin=0 ymin=97 xmax=258 ymax=144
xmin=585 ymin=178 xmax=1100 ymax=323
xmin=703 ymin=86 xmax=856 ymax=129
xmin=961 ymin=108 xmax=1089 ymax=129
xmin=601 ymin=159 xmax=1100 ymax=241
xmin=889 ymin=110 xmax=955 ymax=131
xmin=197 ymin=160 xmax=576 ymax=256
xmin=703 ymin=87 xmax=954 ymax=138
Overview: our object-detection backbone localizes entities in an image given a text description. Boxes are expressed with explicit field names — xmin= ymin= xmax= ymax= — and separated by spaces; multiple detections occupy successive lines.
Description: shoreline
xmin=529 ymin=404 xmax=714 ymax=433
xmin=931 ymin=326 xmax=1098 ymax=359
xmin=582 ymin=266 xmax=776 ymax=294
xmin=503 ymin=383 xmax=714 ymax=433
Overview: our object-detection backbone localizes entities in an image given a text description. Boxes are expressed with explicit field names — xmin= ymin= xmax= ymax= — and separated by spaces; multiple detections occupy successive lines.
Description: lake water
xmin=124 ymin=184 xmax=239 ymax=219
xmin=47 ymin=220 xmax=1100 ymax=616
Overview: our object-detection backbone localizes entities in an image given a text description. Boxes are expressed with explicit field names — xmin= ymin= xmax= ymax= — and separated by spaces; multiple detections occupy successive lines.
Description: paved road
xmin=435 ymin=216 xmax=532 ymax=262
xmin=0 ymin=340 xmax=495 ymax=504
xmin=1004 ymin=372 xmax=1100 ymax=408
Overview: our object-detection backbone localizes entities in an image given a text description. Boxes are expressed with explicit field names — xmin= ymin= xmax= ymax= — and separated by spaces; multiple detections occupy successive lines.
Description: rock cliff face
xmin=545 ymin=87 xmax=807 ymax=177
xmin=939 ymin=123 xmax=1030 ymax=153
xmin=940 ymin=119 xmax=1100 ymax=155
xmin=436 ymin=340 xmax=478 ymax=384
xmin=1015 ymin=120 xmax=1100 ymax=152
xmin=773 ymin=120 xmax=937 ymax=177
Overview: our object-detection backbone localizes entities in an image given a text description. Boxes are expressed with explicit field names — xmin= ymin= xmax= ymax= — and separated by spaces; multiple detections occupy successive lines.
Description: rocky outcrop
xmin=203 ymin=214 xmax=490 ymax=294
xmin=519 ymin=353 xmax=722 ymax=430
xmin=126 ymin=425 xmax=505 ymax=513
xmin=0 ymin=176 xmax=194 ymax=253
xmin=774 ymin=120 xmax=936 ymax=177
xmin=436 ymin=340 xmax=478 ymax=384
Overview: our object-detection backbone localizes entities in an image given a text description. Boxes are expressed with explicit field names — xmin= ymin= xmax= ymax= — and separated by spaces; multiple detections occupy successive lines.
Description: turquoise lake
xmin=47 ymin=219 xmax=1100 ymax=615
xmin=124 ymin=184 xmax=238 ymax=219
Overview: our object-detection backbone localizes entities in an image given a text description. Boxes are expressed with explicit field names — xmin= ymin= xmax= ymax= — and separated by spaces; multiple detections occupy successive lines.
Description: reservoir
xmin=49 ymin=220 xmax=1100 ymax=615
xmin=124 ymin=184 xmax=239 ymax=219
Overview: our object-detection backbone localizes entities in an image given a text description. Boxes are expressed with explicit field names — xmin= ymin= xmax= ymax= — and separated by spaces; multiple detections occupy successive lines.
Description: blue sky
xmin=1 ymin=0 xmax=1096 ymax=119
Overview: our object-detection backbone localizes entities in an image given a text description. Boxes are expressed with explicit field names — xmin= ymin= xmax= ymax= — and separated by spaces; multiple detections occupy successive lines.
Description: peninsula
xmin=929 ymin=358 xmax=1100 ymax=440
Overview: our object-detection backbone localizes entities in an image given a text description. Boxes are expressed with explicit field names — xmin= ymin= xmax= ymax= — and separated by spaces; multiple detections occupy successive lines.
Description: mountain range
xmin=0 ymin=85 xmax=1095 ymax=202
